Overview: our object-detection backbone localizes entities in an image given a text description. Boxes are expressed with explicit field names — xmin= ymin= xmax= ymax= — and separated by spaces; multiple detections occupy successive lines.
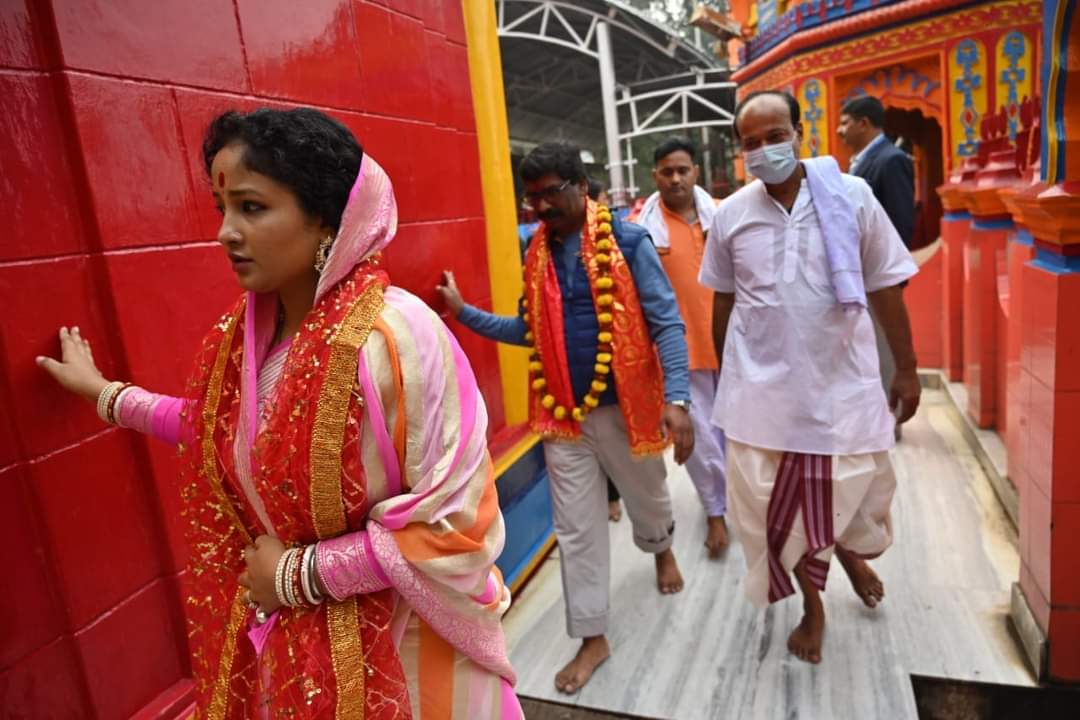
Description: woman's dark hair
xmin=732 ymin=91 xmax=802 ymax=139
xmin=654 ymin=136 xmax=697 ymax=164
xmin=202 ymin=107 xmax=363 ymax=232
xmin=520 ymin=142 xmax=586 ymax=184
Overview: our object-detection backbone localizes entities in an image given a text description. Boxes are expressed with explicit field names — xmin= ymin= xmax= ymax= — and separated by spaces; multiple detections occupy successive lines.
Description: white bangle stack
xmin=96 ymin=381 xmax=127 ymax=424
xmin=274 ymin=545 xmax=326 ymax=609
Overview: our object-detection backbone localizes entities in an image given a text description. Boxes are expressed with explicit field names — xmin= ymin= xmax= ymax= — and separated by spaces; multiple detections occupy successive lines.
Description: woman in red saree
xmin=38 ymin=108 xmax=521 ymax=719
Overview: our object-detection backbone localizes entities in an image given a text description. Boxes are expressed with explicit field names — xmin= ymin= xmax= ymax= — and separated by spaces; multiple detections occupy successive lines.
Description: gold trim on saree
xmin=206 ymin=588 xmax=250 ymax=720
xmin=201 ymin=308 xmax=252 ymax=720
xmin=201 ymin=306 xmax=253 ymax=545
xmin=310 ymin=282 xmax=386 ymax=720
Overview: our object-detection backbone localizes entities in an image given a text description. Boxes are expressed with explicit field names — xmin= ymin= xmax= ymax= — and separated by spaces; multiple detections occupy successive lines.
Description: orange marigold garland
xmin=525 ymin=205 xmax=616 ymax=424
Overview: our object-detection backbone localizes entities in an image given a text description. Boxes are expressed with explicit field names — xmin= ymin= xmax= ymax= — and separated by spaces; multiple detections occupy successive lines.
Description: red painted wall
xmin=0 ymin=2 xmax=505 ymax=717
xmin=904 ymin=244 xmax=945 ymax=370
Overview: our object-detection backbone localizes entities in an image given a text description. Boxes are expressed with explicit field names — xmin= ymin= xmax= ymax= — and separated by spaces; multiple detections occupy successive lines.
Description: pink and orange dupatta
xmin=523 ymin=199 xmax=669 ymax=456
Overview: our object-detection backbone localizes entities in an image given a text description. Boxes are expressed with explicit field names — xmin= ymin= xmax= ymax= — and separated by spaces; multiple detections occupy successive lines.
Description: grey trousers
xmin=543 ymin=405 xmax=675 ymax=638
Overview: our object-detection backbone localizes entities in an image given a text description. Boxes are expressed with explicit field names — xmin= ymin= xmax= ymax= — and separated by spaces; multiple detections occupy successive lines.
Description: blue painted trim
xmin=1032 ymin=247 xmax=1080 ymax=274
xmin=972 ymin=218 xmax=1015 ymax=231
xmin=496 ymin=468 xmax=554 ymax=589
xmin=1043 ymin=0 xmax=1076 ymax=183
xmin=1041 ymin=0 xmax=1055 ymax=179
xmin=494 ymin=442 xmax=544 ymax=509
xmin=1056 ymin=0 xmax=1076 ymax=182
xmin=943 ymin=211 xmax=972 ymax=221
xmin=1013 ymin=228 xmax=1035 ymax=246
xmin=742 ymin=0 xmax=979 ymax=67
xmin=746 ymin=0 xmax=910 ymax=60
xmin=494 ymin=437 xmax=554 ymax=588
xmin=502 ymin=526 xmax=554 ymax=592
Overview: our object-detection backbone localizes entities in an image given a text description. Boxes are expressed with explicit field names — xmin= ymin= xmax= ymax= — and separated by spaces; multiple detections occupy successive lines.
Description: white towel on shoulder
xmin=802 ymin=156 xmax=867 ymax=309
xmin=634 ymin=186 xmax=718 ymax=250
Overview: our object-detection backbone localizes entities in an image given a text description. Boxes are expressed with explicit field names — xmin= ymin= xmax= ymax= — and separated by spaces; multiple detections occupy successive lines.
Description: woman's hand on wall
xmin=36 ymin=326 xmax=110 ymax=402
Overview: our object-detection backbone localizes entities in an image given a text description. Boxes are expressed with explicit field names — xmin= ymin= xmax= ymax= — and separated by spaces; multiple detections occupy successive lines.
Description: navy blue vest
xmin=544 ymin=217 xmax=649 ymax=408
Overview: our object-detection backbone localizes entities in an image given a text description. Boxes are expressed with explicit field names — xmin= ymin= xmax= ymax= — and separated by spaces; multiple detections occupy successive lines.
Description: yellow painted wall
xmin=461 ymin=0 xmax=529 ymax=426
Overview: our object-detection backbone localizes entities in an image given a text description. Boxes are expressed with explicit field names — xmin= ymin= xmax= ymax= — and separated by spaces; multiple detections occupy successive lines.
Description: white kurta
xmin=698 ymin=175 xmax=917 ymax=456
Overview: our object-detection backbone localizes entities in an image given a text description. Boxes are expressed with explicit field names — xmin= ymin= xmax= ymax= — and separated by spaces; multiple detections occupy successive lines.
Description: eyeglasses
xmin=523 ymin=179 xmax=571 ymax=208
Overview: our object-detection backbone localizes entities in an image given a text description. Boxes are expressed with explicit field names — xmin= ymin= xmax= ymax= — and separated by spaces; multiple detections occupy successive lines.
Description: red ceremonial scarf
xmin=523 ymin=200 xmax=668 ymax=456
xmin=180 ymin=262 xmax=412 ymax=719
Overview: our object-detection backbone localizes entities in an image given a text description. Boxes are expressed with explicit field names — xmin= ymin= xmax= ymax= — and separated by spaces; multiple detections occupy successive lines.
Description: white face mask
xmin=744 ymin=141 xmax=799 ymax=184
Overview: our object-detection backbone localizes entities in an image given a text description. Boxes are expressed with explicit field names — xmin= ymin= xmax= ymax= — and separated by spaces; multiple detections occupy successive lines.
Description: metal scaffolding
xmin=496 ymin=0 xmax=734 ymax=204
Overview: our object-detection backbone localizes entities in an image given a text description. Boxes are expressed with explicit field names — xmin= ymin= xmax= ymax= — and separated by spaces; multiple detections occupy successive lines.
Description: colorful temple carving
xmin=730 ymin=0 xmax=1042 ymax=251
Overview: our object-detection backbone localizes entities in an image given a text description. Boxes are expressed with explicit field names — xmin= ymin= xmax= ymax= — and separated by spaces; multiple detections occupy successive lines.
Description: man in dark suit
xmin=838 ymin=95 xmax=916 ymax=439
xmin=837 ymin=95 xmax=915 ymax=248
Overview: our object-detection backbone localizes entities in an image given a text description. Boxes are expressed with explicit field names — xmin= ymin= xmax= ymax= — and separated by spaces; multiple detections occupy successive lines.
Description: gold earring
xmin=314 ymin=234 xmax=334 ymax=274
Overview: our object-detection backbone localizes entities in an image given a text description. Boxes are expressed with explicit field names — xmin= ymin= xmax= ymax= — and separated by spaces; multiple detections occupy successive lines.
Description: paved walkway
xmin=504 ymin=389 xmax=1032 ymax=719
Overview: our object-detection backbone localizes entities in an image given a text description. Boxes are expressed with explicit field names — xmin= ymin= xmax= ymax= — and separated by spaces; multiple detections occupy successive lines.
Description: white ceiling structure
xmin=497 ymin=0 xmax=735 ymax=200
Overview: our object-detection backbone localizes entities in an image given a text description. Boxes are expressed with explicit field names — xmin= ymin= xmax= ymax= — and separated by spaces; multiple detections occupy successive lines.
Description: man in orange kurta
xmin=632 ymin=137 xmax=729 ymax=555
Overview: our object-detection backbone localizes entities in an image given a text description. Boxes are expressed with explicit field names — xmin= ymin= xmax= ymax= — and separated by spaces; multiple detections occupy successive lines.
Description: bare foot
xmin=608 ymin=500 xmax=622 ymax=522
xmin=655 ymin=549 xmax=684 ymax=594
xmin=704 ymin=516 xmax=729 ymax=558
xmin=554 ymin=636 xmax=610 ymax=694
xmin=836 ymin=546 xmax=885 ymax=608
xmin=787 ymin=605 xmax=826 ymax=664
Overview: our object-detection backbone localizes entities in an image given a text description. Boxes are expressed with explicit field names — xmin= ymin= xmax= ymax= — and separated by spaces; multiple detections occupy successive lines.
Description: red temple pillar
xmin=999 ymin=164 xmax=1040 ymax=488
xmin=936 ymin=160 xmax=979 ymax=382
xmin=962 ymin=150 xmax=1022 ymax=428
xmin=1009 ymin=0 xmax=1080 ymax=682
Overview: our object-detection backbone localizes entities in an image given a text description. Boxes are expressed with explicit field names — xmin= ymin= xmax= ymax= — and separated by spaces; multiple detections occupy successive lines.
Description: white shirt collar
xmin=849 ymin=132 xmax=888 ymax=171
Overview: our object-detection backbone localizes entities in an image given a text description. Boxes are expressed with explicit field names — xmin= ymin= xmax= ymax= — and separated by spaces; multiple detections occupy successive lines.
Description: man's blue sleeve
xmin=457 ymin=304 xmax=530 ymax=347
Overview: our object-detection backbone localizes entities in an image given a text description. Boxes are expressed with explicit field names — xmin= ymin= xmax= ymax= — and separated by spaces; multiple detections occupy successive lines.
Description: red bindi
xmin=218 ymin=172 xmax=225 ymax=188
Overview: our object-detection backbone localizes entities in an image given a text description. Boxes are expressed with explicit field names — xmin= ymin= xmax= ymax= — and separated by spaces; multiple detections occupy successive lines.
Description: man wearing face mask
xmin=631 ymin=137 xmax=730 ymax=557
xmin=437 ymin=142 xmax=693 ymax=694
xmin=699 ymin=91 xmax=920 ymax=665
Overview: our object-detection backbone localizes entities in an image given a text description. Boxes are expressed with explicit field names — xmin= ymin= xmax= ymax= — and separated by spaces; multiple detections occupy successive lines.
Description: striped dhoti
xmin=766 ymin=452 xmax=834 ymax=603
xmin=726 ymin=439 xmax=896 ymax=608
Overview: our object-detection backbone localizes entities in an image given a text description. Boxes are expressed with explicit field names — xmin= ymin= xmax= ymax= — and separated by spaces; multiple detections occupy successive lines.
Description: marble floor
xmin=503 ymin=390 xmax=1033 ymax=719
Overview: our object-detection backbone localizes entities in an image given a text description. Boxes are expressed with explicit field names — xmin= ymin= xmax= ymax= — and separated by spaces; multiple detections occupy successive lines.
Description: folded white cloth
xmin=635 ymin=186 xmax=717 ymax=249
xmin=803 ymin=156 xmax=867 ymax=309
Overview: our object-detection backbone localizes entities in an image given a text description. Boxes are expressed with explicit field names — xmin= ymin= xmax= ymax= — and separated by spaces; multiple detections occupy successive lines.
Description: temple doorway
xmin=885 ymin=106 xmax=944 ymax=250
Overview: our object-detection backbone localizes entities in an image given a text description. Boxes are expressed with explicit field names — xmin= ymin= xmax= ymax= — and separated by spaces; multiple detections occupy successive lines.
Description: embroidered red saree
xmin=175 ymin=156 xmax=519 ymax=719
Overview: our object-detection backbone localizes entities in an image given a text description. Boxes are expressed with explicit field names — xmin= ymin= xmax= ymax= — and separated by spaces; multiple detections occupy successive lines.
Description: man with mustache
xmin=631 ymin=137 xmax=730 ymax=557
xmin=438 ymin=142 xmax=693 ymax=694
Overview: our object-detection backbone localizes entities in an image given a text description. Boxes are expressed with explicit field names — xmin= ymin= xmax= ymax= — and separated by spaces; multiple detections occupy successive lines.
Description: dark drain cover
xmin=519 ymin=697 xmax=661 ymax=720
xmin=912 ymin=674 xmax=1080 ymax=719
